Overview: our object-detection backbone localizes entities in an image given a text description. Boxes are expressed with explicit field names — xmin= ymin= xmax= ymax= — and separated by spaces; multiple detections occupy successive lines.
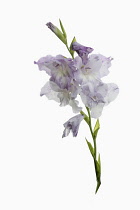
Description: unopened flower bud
xmin=46 ymin=22 xmax=67 ymax=45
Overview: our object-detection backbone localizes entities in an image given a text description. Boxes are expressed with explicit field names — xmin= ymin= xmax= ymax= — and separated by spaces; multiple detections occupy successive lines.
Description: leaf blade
xmin=59 ymin=19 xmax=67 ymax=38
xmin=93 ymin=119 xmax=100 ymax=140
xmin=86 ymin=138 xmax=95 ymax=158
xmin=70 ymin=36 xmax=76 ymax=58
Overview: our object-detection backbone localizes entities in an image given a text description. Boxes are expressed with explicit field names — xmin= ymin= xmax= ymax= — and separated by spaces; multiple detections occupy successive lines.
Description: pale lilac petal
xmin=50 ymin=55 xmax=74 ymax=89
xmin=69 ymin=79 xmax=81 ymax=99
xmin=94 ymin=54 xmax=112 ymax=78
xmin=95 ymin=83 xmax=108 ymax=98
xmin=80 ymin=81 xmax=118 ymax=118
xmin=40 ymin=81 xmax=60 ymax=102
xmin=34 ymin=55 xmax=53 ymax=75
xmin=91 ymin=103 xmax=104 ymax=119
xmin=104 ymin=83 xmax=119 ymax=104
xmin=62 ymin=114 xmax=84 ymax=138
xmin=73 ymin=53 xmax=112 ymax=85
xmin=73 ymin=56 xmax=102 ymax=85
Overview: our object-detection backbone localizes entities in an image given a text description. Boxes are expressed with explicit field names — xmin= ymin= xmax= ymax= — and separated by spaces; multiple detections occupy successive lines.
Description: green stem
xmin=86 ymin=107 xmax=97 ymax=159
xmin=86 ymin=107 xmax=101 ymax=193
xmin=66 ymin=43 xmax=74 ymax=59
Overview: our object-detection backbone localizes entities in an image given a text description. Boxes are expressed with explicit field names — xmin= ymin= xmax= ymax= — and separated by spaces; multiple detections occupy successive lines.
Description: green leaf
xmin=98 ymin=154 xmax=101 ymax=174
xmin=86 ymin=138 xmax=95 ymax=158
xmin=96 ymin=160 xmax=101 ymax=181
xmin=95 ymin=181 xmax=101 ymax=194
xmin=94 ymin=154 xmax=101 ymax=183
xmin=95 ymin=158 xmax=101 ymax=193
xmin=70 ymin=36 xmax=76 ymax=58
xmin=93 ymin=119 xmax=100 ymax=140
xmin=98 ymin=154 xmax=101 ymax=167
xmin=96 ymin=161 xmax=100 ymax=174
xmin=93 ymin=119 xmax=100 ymax=133
xmin=80 ymin=111 xmax=89 ymax=125
xmin=59 ymin=19 xmax=67 ymax=38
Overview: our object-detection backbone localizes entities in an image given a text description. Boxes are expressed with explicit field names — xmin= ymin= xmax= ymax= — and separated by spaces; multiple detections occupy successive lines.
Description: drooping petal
xmin=62 ymin=114 xmax=84 ymax=138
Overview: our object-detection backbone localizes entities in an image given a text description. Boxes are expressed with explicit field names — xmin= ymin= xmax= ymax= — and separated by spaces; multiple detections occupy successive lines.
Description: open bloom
xmin=80 ymin=82 xmax=119 ymax=118
xmin=62 ymin=114 xmax=84 ymax=137
xmin=72 ymin=42 xmax=93 ymax=65
xmin=73 ymin=54 xmax=112 ymax=85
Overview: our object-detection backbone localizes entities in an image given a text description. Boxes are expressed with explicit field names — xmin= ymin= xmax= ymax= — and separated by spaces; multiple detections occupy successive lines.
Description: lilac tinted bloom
xmin=72 ymin=42 xmax=93 ymax=65
xmin=80 ymin=82 xmax=119 ymax=118
xmin=62 ymin=114 xmax=84 ymax=137
xmin=50 ymin=55 xmax=75 ymax=89
xmin=35 ymin=55 xmax=76 ymax=89
xmin=73 ymin=54 xmax=112 ymax=85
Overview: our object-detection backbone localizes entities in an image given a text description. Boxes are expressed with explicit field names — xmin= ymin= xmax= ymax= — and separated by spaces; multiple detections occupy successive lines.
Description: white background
xmin=0 ymin=0 xmax=140 ymax=209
